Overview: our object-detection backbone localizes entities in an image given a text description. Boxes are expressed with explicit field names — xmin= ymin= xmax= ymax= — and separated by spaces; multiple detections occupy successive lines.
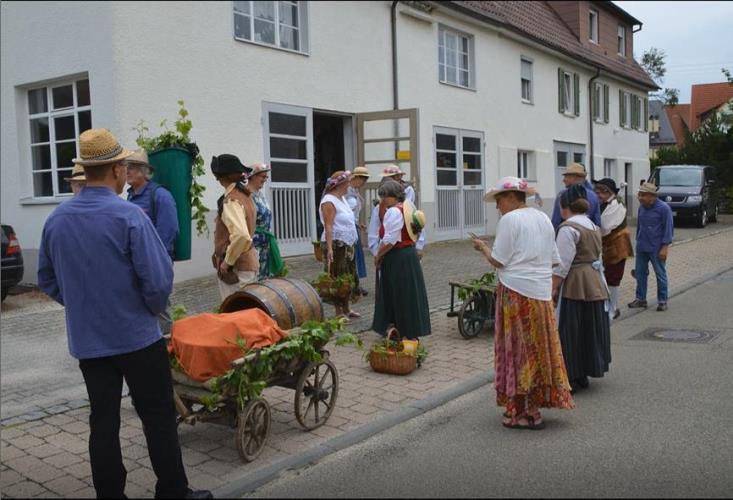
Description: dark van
xmin=650 ymin=165 xmax=721 ymax=227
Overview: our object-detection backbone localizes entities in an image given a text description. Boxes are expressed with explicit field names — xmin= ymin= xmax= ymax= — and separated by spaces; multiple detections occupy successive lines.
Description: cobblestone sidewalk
xmin=2 ymin=225 xmax=733 ymax=498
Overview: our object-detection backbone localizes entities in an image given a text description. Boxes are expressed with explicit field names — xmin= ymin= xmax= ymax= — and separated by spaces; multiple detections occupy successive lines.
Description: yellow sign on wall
xmin=396 ymin=150 xmax=411 ymax=161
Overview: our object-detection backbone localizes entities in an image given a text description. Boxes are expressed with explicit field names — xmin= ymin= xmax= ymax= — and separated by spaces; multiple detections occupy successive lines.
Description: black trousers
xmin=79 ymin=339 xmax=188 ymax=499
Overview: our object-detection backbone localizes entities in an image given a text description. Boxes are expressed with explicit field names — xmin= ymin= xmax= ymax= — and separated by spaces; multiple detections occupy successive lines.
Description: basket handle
xmin=385 ymin=327 xmax=401 ymax=344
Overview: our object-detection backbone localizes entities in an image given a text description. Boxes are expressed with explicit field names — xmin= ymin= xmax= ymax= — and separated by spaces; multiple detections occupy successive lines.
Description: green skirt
xmin=372 ymin=246 xmax=431 ymax=339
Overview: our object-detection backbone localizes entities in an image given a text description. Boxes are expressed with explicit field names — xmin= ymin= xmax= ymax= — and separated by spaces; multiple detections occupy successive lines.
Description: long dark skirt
xmin=372 ymin=246 xmax=431 ymax=339
xmin=558 ymin=298 xmax=611 ymax=381
xmin=354 ymin=228 xmax=367 ymax=279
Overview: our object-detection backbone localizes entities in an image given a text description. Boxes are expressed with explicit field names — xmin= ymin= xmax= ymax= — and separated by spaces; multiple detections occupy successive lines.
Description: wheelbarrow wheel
xmin=294 ymin=360 xmax=339 ymax=430
xmin=236 ymin=398 xmax=271 ymax=462
xmin=458 ymin=294 xmax=486 ymax=338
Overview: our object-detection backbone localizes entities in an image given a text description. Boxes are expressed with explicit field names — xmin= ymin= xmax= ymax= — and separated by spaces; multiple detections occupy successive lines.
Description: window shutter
xmin=619 ymin=90 xmax=624 ymax=127
xmin=558 ymin=68 xmax=564 ymax=113
xmin=603 ymin=84 xmax=609 ymax=123
xmin=643 ymin=97 xmax=648 ymax=131
xmin=573 ymin=73 xmax=580 ymax=116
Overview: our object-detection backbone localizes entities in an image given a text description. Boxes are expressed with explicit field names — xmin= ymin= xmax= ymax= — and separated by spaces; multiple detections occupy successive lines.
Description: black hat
xmin=211 ymin=154 xmax=252 ymax=176
xmin=594 ymin=177 xmax=619 ymax=194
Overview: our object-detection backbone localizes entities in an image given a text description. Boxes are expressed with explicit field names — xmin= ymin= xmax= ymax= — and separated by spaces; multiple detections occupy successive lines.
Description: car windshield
xmin=654 ymin=169 xmax=703 ymax=187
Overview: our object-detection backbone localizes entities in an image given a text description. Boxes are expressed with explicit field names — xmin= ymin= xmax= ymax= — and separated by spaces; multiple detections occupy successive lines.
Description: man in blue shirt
xmin=551 ymin=163 xmax=602 ymax=230
xmin=126 ymin=149 xmax=179 ymax=259
xmin=38 ymin=129 xmax=210 ymax=499
xmin=628 ymin=182 xmax=674 ymax=311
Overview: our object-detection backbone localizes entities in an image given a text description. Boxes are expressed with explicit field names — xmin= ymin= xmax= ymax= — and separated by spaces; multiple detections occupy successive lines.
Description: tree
xmin=638 ymin=47 xmax=679 ymax=105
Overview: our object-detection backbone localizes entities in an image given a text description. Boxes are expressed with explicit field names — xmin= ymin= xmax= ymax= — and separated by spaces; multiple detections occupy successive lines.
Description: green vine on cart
xmin=456 ymin=271 xmax=497 ymax=301
xmin=133 ymin=100 xmax=210 ymax=237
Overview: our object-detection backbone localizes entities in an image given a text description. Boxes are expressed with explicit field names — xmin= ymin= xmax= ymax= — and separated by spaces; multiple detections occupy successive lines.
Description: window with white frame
xmin=593 ymin=82 xmax=609 ymax=123
xmin=603 ymin=158 xmax=616 ymax=178
xmin=438 ymin=25 xmax=474 ymax=89
xmin=589 ymin=9 xmax=599 ymax=44
xmin=521 ymin=57 xmax=533 ymax=103
xmin=233 ymin=1 xmax=308 ymax=53
xmin=558 ymin=69 xmax=579 ymax=116
xmin=517 ymin=151 xmax=536 ymax=181
xmin=619 ymin=90 xmax=632 ymax=128
xmin=617 ymin=25 xmax=626 ymax=56
xmin=27 ymin=77 xmax=92 ymax=197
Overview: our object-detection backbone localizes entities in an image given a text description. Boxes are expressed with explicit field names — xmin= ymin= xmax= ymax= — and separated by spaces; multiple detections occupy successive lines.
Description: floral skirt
xmin=494 ymin=283 xmax=574 ymax=415
xmin=321 ymin=240 xmax=359 ymax=307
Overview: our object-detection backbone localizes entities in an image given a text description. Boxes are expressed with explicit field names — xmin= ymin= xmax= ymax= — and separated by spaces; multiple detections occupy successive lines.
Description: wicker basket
xmin=368 ymin=328 xmax=417 ymax=376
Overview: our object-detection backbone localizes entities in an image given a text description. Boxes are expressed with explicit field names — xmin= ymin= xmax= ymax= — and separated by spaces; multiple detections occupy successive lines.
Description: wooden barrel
xmin=219 ymin=278 xmax=324 ymax=330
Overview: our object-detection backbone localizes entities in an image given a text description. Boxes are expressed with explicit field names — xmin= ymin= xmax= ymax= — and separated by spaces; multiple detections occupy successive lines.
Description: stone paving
xmin=2 ymin=222 xmax=733 ymax=498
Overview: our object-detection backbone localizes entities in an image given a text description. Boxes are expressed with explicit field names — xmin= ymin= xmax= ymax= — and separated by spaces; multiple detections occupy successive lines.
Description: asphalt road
xmin=247 ymin=269 xmax=733 ymax=498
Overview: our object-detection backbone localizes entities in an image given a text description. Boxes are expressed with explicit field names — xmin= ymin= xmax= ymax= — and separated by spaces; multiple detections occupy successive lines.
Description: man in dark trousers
xmin=38 ymin=128 xmax=211 ymax=499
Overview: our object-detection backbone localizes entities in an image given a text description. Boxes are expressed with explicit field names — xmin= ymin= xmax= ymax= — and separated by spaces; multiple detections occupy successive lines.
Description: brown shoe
xmin=656 ymin=303 xmax=668 ymax=311
xmin=628 ymin=299 xmax=648 ymax=309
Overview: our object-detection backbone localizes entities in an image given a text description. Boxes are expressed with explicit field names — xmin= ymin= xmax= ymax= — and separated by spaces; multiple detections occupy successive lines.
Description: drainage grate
xmin=632 ymin=328 xmax=718 ymax=344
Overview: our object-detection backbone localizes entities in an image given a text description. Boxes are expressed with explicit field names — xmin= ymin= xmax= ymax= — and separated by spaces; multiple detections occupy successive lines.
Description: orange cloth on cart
xmin=168 ymin=308 xmax=288 ymax=382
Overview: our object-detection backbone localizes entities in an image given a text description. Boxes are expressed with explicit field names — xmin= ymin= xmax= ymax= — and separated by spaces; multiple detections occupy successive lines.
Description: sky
xmin=614 ymin=1 xmax=733 ymax=103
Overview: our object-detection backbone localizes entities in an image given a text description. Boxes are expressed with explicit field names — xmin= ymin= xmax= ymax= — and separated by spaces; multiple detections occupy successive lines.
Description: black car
xmin=1 ymin=224 xmax=24 ymax=301
xmin=650 ymin=165 xmax=721 ymax=227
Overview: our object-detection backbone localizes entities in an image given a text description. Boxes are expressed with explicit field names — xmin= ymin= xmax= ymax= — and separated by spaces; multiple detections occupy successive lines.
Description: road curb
xmin=214 ymin=371 xmax=494 ymax=498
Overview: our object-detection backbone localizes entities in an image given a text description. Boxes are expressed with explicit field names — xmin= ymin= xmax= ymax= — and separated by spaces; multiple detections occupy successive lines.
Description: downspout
xmin=391 ymin=0 xmax=399 ymax=110
xmin=588 ymin=66 xmax=601 ymax=180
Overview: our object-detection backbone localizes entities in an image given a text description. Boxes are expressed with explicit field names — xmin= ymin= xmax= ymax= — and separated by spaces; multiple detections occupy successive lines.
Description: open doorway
xmin=314 ymin=112 xmax=350 ymax=235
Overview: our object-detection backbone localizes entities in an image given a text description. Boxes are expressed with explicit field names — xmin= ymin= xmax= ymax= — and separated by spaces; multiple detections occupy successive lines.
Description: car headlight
xmin=687 ymin=195 xmax=702 ymax=202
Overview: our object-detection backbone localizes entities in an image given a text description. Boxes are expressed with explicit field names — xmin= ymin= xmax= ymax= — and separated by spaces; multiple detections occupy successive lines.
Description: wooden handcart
xmin=170 ymin=332 xmax=338 ymax=463
xmin=447 ymin=281 xmax=497 ymax=339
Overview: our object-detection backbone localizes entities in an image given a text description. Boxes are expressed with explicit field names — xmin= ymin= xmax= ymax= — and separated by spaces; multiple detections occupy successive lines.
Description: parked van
xmin=650 ymin=165 xmax=721 ymax=227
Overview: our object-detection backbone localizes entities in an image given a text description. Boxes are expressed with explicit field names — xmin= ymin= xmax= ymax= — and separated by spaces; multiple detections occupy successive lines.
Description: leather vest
xmin=213 ymin=186 xmax=259 ymax=272
xmin=559 ymin=220 xmax=608 ymax=301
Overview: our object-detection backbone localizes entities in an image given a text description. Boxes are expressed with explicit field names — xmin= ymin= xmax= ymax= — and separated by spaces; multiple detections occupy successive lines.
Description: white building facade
xmin=1 ymin=1 xmax=656 ymax=284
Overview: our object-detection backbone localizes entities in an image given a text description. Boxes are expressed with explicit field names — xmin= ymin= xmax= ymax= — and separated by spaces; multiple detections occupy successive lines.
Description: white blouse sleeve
xmin=416 ymin=226 xmax=426 ymax=251
xmin=381 ymin=207 xmax=404 ymax=246
xmin=490 ymin=217 xmax=513 ymax=267
xmin=554 ymin=225 xmax=579 ymax=278
xmin=367 ymin=205 xmax=381 ymax=256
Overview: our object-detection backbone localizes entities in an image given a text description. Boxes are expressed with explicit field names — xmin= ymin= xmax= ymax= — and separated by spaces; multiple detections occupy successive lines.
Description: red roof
xmin=447 ymin=1 xmax=658 ymax=89
xmin=689 ymin=82 xmax=733 ymax=130
xmin=665 ymin=104 xmax=690 ymax=147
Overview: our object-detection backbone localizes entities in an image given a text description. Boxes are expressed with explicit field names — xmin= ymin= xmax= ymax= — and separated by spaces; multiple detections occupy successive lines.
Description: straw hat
xmin=403 ymin=199 xmax=426 ymax=242
xmin=64 ymin=164 xmax=86 ymax=182
xmin=483 ymin=176 xmax=536 ymax=202
xmin=324 ymin=170 xmax=351 ymax=192
xmin=352 ymin=166 xmax=370 ymax=179
xmin=126 ymin=149 xmax=155 ymax=172
xmin=248 ymin=162 xmax=271 ymax=177
xmin=72 ymin=128 xmax=133 ymax=166
xmin=638 ymin=182 xmax=658 ymax=194
xmin=381 ymin=164 xmax=405 ymax=177
xmin=562 ymin=163 xmax=587 ymax=177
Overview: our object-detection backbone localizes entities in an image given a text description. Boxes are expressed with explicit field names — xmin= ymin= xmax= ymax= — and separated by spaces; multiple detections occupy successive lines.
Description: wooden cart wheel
xmin=294 ymin=360 xmax=339 ymax=430
xmin=236 ymin=398 xmax=271 ymax=462
xmin=458 ymin=294 xmax=486 ymax=338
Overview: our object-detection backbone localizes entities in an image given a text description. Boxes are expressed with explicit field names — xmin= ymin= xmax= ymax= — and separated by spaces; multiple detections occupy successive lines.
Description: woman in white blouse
xmin=473 ymin=176 xmax=574 ymax=430
xmin=319 ymin=171 xmax=360 ymax=320
xmin=371 ymin=181 xmax=431 ymax=340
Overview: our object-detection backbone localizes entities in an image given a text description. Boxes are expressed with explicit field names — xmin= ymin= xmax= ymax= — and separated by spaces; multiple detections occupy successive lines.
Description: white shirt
xmin=319 ymin=194 xmax=358 ymax=245
xmin=380 ymin=207 xmax=404 ymax=246
xmin=554 ymin=214 xmax=597 ymax=279
xmin=344 ymin=186 xmax=364 ymax=221
xmin=368 ymin=205 xmax=381 ymax=256
xmin=404 ymin=184 xmax=415 ymax=204
xmin=490 ymin=207 xmax=560 ymax=301
xmin=599 ymin=197 xmax=626 ymax=236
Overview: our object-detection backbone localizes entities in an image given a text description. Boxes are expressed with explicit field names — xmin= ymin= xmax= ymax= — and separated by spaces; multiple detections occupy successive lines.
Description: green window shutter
xmin=631 ymin=96 xmax=636 ymax=129
xmin=558 ymin=68 xmax=564 ymax=113
xmin=603 ymin=84 xmax=609 ymax=123
xmin=619 ymin=90 xmax=624 ymax=127
xmin=574 ymin=73 xmax=580 ymax=116
xmin=643 ymin=97 xmax=648 ymax=131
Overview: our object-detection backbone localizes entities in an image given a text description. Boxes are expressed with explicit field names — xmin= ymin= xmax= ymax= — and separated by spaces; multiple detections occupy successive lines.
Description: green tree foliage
xmin=638 ymin=47 xmax=679 ymax=105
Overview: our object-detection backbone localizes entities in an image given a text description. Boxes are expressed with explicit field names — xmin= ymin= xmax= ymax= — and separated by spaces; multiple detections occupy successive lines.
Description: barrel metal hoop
xmin=259 ymin=280 xmax=297 ymax=328
xmin=282 ymin=278 xmax=320 ymax=321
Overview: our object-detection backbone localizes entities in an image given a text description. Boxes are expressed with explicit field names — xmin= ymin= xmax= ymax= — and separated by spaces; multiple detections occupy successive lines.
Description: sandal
xmin=502 ymin=413 xmax=545 ymax=430
xmin=347 ymin=310 xmax=362 ymax=318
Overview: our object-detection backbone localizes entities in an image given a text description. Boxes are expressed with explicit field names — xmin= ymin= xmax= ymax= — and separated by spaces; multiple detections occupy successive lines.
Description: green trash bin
xmin=149 ymin=146 xmax=192 ymax=261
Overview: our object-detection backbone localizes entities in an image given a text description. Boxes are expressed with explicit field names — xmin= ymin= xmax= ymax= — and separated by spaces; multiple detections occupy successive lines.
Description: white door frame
xmin=262 ymin=101 xmax=315 ymax=256
xmin=553 ymin=140 xmax=586 ymax=193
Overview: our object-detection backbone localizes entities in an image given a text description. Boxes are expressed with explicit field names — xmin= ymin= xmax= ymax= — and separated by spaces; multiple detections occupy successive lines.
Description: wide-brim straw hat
xmin=403 ymin=199 xmax=426 ymax=242
xmin=64 ymin=164 xmax=86 ymax=182
xmin=126 ymin=148 xmax=155 ymax=172
xmin=381 ymin=164 xmax=405 ymax=177
xmin=352 ymin=166 xmax=370 ymax=179
xmin=483 ymin=176 xmax=536 ymax=202
xmin=72 ymin=128 xmax=134 ymax=166
xmin=324 ymin=170 xmax=352 ymax=192
xmin=638 ymin=181 xmax=658 ymax=194
xmin=563 ymin=162 xmax=587 ymax=177
xmin=248 ymin=162 xmax=271 ymax=177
